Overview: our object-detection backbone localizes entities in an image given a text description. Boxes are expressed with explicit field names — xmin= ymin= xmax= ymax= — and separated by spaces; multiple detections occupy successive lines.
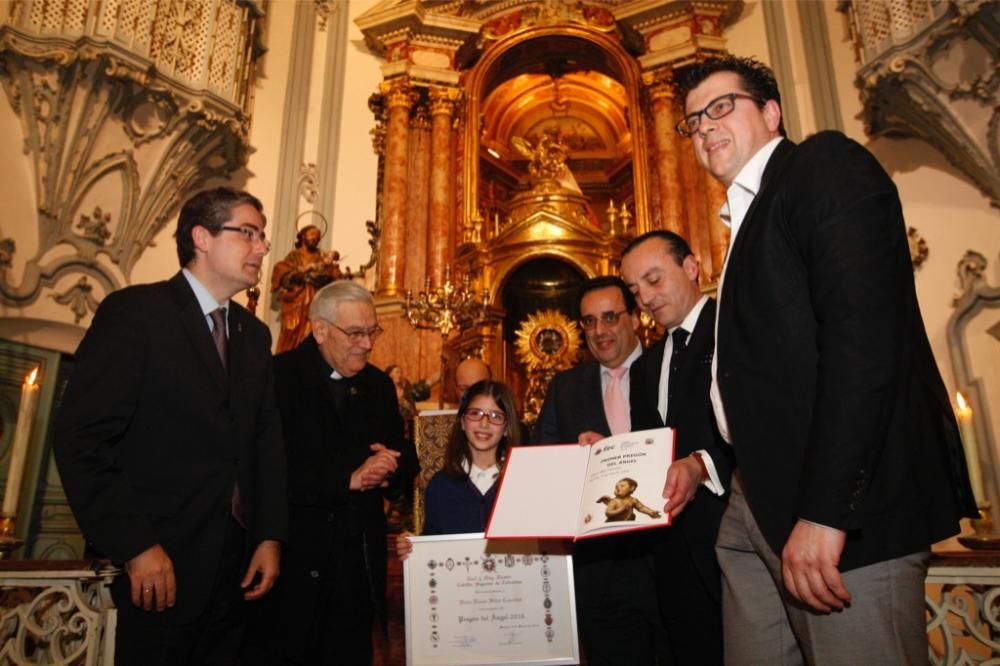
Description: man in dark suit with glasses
xmin=533 ymin=275 xmax=667 ymax=665
xmin=55 ymin=187 xmax=287 ymax=664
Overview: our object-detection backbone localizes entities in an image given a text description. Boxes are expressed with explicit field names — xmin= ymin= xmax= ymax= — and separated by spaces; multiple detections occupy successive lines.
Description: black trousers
xmin=114 ymin=518 xmax=248 ymax=666
xmin=242 ymin=535 xmax=374 ymax=665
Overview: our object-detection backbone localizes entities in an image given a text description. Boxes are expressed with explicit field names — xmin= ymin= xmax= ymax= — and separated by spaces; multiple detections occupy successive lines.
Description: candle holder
xmin=0 ymin=514 xmax=24 ymax=559
xmin=403 ymin=266 xmax=489 ymax=407
xmin=958 ymin=503 xmax=1000 ymax=550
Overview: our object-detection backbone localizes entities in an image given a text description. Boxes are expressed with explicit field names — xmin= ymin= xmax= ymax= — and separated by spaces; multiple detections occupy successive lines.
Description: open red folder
xmin=485 ymin=427 xmax=675 ymax=541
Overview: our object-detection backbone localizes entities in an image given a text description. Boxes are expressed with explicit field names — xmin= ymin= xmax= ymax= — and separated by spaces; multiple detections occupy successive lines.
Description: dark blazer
xmin=533 ymin=360 xmax=610 ymax=445
xmin=264 ymin=336 xmax=405 ymax=640
xmin=423 ymin=471 xmax=498 ymax=536
xmin=715 ymin=132 xmax=976 ymax=570
xmin=54 ymin=272 xmax=288 ymax=620
xmin=630 ymin=298 xmax=733 ymax=597
xmin=630 ymin=298 xmax=732 ymax=664
xmin=532 ymin=358 xmax=654 ymax=601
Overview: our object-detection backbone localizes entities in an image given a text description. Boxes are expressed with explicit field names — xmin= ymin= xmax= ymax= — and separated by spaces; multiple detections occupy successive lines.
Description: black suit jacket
xmin=265 ymin=336 xmax=406 ymax=639
xmin=54 ymin=272 xmax=288 ymax=620
xmin=532 ymin=358 xmax=656 ymax=608
xmin=533 ymin=360 xmax=609 ymax=445
xmin=716 ymin=132 xmax=976 ymax=569
xmin=630 ymin=298 xmax=733 ymax=602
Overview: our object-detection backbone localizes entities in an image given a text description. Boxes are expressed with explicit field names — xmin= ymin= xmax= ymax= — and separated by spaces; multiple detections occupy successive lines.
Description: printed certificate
xmin=403 ymin=533 xmax=579 ymax=666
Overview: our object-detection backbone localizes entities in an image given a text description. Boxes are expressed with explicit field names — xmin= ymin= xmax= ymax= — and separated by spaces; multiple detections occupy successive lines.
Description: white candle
xmin=956 ymin=392 xmax=985 ymax=506
xmin=2 ymin=368 xmax=39 ymax=516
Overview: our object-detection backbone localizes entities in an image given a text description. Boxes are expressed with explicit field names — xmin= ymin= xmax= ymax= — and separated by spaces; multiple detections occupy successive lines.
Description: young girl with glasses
xmin=397 ymin=380 xmax=523 ymax=557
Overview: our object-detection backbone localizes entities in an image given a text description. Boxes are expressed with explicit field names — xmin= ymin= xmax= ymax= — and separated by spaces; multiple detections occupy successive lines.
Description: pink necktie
xmin=604 ymin=365 xmax=630 ymax=435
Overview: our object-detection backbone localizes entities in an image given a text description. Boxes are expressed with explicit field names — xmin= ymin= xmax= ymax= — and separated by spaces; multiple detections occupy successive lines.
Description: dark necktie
xmin=666 ymin=327 xmax=689 ymax=423
xmin=211 ymin=307 xmax=243 ymax=525
xmin=210 ymin=307 xmax=227 ymax=369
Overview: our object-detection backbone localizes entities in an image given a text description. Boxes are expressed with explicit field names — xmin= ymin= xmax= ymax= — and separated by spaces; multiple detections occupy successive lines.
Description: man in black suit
xmin=533 ymin=275 xmax=666 ymax=665
xmin=621 ymin=229 xmax=733 ymax=665
xmin=243 ymin=280 xmax=405 ymax=664
xmin=54 ymin=188 xmax=288 ymax=664
xmin=676 ymin=55 xmax=976 ymax=663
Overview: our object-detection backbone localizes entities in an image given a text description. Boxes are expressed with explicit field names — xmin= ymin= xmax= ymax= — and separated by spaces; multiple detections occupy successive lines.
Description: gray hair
xmin=309 ymin=280 xmax=374 ymax=322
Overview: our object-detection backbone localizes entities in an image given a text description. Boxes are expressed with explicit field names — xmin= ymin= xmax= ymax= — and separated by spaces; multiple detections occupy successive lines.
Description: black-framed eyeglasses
xmin=580 ymin=310 xmax=629 ymax=330
xmin=676 ymin=93 xmax=763 ymax=138
xmin=326 ymin=321 xmax=384 ymax=343
xmin=463 ymin=407 xmax=507 ymax=426
xmin=219 ymin=225 xmax=269 ymax=247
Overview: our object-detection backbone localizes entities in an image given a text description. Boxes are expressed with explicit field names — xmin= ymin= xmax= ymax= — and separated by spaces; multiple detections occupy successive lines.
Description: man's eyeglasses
xmin=676 ymin=92 xmax=763 ymax=138
xmin=220 ymin=225 xmax=269 ymax=247
xmin=463 ymin=408 xmax=507 ymax=426
xmin=580 ymin=310 xmax=629 ymax=330
xmin=327 ymin=321 xmax=384 ymax=343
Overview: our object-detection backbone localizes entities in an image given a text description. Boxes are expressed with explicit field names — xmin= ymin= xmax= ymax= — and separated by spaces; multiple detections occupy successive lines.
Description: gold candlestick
xmin=0 ymin=514 xmax=24 ymax=559
xmin=403 ymin=267 xmax=489 ymax=407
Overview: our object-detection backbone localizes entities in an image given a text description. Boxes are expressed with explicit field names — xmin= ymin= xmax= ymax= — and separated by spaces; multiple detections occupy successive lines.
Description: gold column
xmin=679 ymin=140 xmax=713 ymax=279
xmin=405 ymin=103 xmax=432 ymax=293
xmin=377 ymin=78 xmax=417 ymax=298
xmin=643 ymin=69 xmax=688 ymax=239
xmin=428 ymin=87 xmax=461 ymax=287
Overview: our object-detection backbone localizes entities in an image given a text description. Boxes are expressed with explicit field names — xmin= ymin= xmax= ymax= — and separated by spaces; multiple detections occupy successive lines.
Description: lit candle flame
xmin=26 ymin=368 xmax=38 ymax=386
xmin=956 ymin=391 xmax=970 ymax=412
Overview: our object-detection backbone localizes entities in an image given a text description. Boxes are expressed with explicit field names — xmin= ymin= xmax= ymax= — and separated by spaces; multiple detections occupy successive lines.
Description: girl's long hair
xmin=441 ymin=380 xmax=523 ymax=479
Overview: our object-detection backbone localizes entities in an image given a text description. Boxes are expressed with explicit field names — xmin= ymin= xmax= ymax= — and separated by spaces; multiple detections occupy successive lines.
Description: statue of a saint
xmin=511 ymin=128 xmax=582 ymax=194
xmin=271 ymin=225 xmax=344 ymax=352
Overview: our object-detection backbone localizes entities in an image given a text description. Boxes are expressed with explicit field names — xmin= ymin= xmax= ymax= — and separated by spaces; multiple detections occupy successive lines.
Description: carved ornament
xmin=481 ymin=1 xmax=616 ymax=42
xmin=847 ymin=0 xmax=1000 ymax=208
xmin=0 ymin=2 xmax=262 ymax=310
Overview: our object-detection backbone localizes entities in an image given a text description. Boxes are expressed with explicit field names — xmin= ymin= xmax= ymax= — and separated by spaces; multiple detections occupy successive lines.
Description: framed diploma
xmin=403 ymin=533 xmax=580 ymax=666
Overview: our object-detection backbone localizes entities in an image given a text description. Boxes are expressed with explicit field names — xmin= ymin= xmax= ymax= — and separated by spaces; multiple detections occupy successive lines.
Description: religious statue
xmin=271 ymin=224 xmax=344 ymax=352
xmin=511 ymin=128 xmax=582 ymax=195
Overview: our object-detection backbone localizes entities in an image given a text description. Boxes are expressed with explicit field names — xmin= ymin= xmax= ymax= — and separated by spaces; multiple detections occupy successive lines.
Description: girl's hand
xmin=396 ymin=531 xmax=414 ymax=561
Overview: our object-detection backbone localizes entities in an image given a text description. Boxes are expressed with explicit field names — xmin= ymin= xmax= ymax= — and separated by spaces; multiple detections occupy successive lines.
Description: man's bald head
xmin=455 ymin=357 xmax=491 ymax=395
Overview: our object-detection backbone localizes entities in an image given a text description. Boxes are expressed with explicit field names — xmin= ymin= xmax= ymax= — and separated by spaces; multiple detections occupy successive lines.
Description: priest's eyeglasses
xmin=676 ymin=93 xmax=763 ymax=137
xmin=327 ymin=322 xmax=384 ymax=343
xmin=220 ymin=225 xmax=270 ymax=247
xmin=580 ymin=310 xmax=628 ymax=329
xmin=463 ymin=408 xmax=508 ymax=426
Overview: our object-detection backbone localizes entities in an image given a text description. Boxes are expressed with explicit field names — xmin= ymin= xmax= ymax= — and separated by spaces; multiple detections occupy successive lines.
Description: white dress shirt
xmin=181 ymin=268 xmax=229 ymax=336
xmin=710 ymin=137 xmax=785 ymax=444
xmin=461 ymin=458 xmax=500 ymax=495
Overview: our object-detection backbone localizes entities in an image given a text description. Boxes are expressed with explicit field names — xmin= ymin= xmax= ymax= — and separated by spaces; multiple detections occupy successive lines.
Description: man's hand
xmin=241 ymin=539 xmax=281 ymax=600
xmin=396 ymin=531 xmax=414 ymax=561
xmin=126 ymin=544 xmax=176 ymax=611
xmin=577 ymin=431 xmax=603 ymax=446
xmin=350 ymin=443 xmax=401 ymax=491
xmin=661 ymin=456 xmax=704 ymax=518
xmin=781 ymin=519 xmax=852 ymax=612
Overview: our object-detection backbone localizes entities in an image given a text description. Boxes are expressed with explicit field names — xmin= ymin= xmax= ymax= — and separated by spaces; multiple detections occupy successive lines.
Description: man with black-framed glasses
xmin=55 ymin=187 xmax=288 ymax=664
xmin=677 ymin=55 xmax=976 ymax=664
xmin=533 ymin=275 xmax=668 ymax=665
xmin=243 ymin=280 xmax=410 ymax=664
